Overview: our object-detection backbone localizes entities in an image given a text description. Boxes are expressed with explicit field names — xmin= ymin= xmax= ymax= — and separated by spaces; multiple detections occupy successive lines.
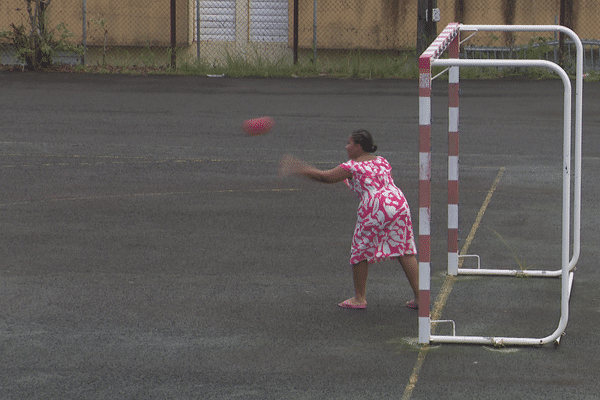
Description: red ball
xmin=242 ymin=116 xmax=275 ymax=136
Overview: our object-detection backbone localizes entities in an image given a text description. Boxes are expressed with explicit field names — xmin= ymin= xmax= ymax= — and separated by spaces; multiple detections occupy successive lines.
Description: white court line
xmin=0 ymin=188 xmax=300 ymax=208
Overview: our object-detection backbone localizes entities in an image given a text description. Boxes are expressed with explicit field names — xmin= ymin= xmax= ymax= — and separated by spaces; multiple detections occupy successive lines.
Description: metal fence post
xmin=196 ymin=0 xmax=200 ymax=60
xmin=313 ymin=0 xmax=317 ymax=63
xmin=293 ymin=0 xmax=298 ymax=64
xmin=559 ymin=0 xmax=573 ymax=68
xmin=417 ymin=0 xmax=437 ymax=55
xmin=171 ymin=0 xmax=176 ymax=68
xmin=82 ymin=0 xmax=86 ymax=65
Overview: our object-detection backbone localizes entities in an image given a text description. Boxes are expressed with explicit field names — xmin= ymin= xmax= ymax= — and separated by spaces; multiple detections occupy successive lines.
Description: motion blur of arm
xmin=279 ymin=154 xmax=352 ymax=184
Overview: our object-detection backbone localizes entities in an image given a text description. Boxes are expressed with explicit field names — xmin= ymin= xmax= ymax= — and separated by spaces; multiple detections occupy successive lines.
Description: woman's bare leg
xmin=340 ymin=260 xmax=369 ymax=306
xmin=398 ymin=255 xmax=419 ymax=302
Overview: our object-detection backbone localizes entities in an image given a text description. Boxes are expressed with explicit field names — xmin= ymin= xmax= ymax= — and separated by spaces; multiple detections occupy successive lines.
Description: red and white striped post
xmin=447 ymin=33 xmax=460 ymax=276
xmin=418 ymin=52 xmax=433 ymax=343
xmin=418 ymin=23 xmax=461 ymax=344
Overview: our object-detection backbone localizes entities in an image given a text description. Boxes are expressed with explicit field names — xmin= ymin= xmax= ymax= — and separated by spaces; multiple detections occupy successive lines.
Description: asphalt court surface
xmin=1 ymin=73 xmax=599 ymax=399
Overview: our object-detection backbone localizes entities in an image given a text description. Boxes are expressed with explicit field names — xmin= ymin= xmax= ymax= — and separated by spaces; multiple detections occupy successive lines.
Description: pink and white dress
xmin=340 ymin=156 xmax=417 ymax=265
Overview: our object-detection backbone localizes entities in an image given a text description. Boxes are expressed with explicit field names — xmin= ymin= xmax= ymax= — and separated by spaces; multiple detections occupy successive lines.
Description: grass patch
xmin=175 ymin=49 xmax=421 ymax=79
xmin=488 ymin=227 xmax=533 ymax=273
xmin=1 ymin=44 xmax=592 ymax=80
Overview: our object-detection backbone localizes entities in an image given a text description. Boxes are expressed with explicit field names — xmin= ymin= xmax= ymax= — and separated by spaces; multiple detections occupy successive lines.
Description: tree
xmin=1 ymin=0 xmax=82 ymax=70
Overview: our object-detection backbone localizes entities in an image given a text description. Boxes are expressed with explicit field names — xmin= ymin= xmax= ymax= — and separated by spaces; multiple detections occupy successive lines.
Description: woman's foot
xmin=406 ymin=299 xmax=419 ymax=310
xmin=338 ymin=297 xmax=367 ymax=309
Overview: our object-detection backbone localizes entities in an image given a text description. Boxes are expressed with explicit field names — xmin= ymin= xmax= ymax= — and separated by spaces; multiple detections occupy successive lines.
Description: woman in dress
xmin=279 ymin=129 xmax=419 ymax=310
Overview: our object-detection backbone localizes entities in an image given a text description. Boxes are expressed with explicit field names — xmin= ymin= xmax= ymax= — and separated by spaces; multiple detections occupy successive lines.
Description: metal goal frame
xmin=417 ymin=23 xmax=583 ymax=346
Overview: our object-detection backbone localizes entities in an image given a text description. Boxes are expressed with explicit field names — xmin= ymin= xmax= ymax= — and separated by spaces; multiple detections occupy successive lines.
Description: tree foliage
xmin=1 ymin=0 xmax=82 ymax=70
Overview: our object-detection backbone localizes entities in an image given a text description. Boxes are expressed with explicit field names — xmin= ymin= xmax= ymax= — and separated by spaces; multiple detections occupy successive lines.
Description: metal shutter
xmin=249 ymin=0 xmax=288 ymax=43
xmin=198 ymin=0 xmax=236 ymax=42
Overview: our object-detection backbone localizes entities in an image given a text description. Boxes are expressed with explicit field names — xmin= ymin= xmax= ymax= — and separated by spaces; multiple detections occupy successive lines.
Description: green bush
xmin=3 ymin=0 xmax=82 ymax=70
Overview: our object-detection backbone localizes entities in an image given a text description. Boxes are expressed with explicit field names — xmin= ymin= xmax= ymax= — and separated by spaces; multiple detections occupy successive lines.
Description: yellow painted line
xmin=459 ymin=167 xmax=506 ymax=258
xmin=0 ymin=188 xmax=300 ymax=208
xmin=401 ymin=167 xmax=505 ymax=400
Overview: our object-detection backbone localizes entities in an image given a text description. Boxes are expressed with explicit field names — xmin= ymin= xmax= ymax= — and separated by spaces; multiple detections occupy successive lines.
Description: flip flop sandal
xmin=406 ymin=299 xmax=419 ymax=310
xmin=338 ymin=300 xmax=367 ymax=309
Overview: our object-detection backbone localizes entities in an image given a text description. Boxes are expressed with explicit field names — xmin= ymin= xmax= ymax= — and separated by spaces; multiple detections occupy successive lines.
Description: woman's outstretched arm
xmin=279 ymin=154 xmax=352 ymax=184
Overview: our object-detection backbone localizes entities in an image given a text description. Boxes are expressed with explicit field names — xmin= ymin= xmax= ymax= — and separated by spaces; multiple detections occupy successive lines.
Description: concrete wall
xmin=2 ymin=0 xmax=598 ymax=52
xmin=296 ymin=0 xmax=417 ymax=49
xmin=0 ymin=0 xmax=189 ymax=47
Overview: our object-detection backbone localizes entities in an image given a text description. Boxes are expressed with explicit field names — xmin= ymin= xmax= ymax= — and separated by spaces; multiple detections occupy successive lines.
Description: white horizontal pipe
xmin=457 ymin=268 xmax=561 ymax=277
xmin=432 ymin=58 xmax=565 ymax=72
xmin=431 ymin=272 xmax=576 ymax=346
xmin=461 ymin=24 xmax=574 ymax=33
xmin=430 ymin=335 xmax=546 ymax=346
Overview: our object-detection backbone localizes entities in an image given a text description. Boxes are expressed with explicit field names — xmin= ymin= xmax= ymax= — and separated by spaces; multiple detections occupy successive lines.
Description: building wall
xmin=296 ymin=0 xmax=417 ymax=49
xmin=1 ymin=0 xmax=189 ymax=47
xmin=2 ymin=0 xmax=598 ymax=51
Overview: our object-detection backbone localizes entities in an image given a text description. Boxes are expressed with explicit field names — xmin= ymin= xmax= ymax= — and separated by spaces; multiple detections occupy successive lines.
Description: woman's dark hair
xmin=351 ymin=129 xmax=378 ymax=153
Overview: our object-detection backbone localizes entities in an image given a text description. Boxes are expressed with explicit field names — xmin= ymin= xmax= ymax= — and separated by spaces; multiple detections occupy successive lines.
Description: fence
xmin=1 ymin=0 xmax=599 ymax=72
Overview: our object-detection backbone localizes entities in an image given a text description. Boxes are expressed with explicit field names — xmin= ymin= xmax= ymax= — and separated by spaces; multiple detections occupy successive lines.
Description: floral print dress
xmin=340 ymin=156 xmax=417 ymax=265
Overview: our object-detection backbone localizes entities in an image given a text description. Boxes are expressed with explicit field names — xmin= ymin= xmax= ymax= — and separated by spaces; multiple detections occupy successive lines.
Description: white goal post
xmin=417 ymin=24 xmax=583 ymax=346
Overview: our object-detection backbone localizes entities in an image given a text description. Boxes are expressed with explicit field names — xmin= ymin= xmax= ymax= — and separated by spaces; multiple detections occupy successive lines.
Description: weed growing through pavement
xmin=487 ymin=227 xmax=533 ymax=275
